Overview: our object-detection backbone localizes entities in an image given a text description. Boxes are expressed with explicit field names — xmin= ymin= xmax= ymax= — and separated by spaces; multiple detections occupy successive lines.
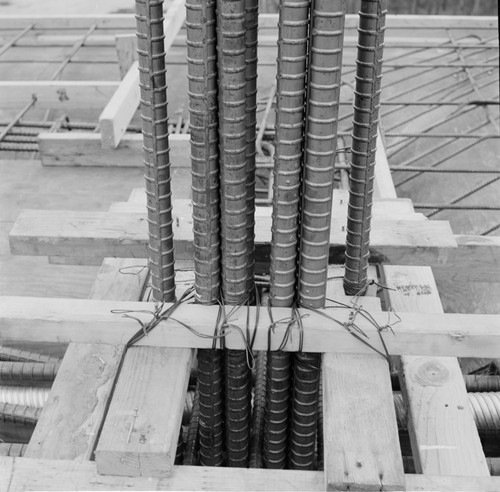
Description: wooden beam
xmin=38 ymin=133 xmax=189 ymax=167
xmin=23 ymin=343 xmax=124 ymax=461
xmin=0 ymin=81 xmax=119 ymax=110
xmin=98 ymin=0 xmax=186 ymax=149
xmin=2 ymin=296 xmax=500 ymax=358
xmin=373 ymin=127 xmax=397 ymax=199
xmin=381 ymin=266 xmax=489 ymax=476
xmin=8 ymin=208 xmax=457 ymax=266
xmin=0 ymin=14 xmax=495 ymax=31
xmin=1 ymin=456 xmax=324 ymax=491
xmin=323 ymin=354 xmax=405 ymax=490
xmin=115 ymin=34 xmax=138 ymax=78
xmin=99 ymin=61 xmax=140 ymax=149
xmin=323 ymin=273 xmax=404 ymax=490
xmin=0 ymin=15 xmax=137 ymax=30
xmin=3 ymin=456 xmax=500 ymax=492
xmin=24 ymin=258 xmax=149 ymax=461
xmin=95 ymin=347 xmax=192 ymax=477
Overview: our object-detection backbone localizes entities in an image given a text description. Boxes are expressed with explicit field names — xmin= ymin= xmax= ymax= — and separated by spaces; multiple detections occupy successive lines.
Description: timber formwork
xmin=2 ymin=8 xmax=500 ymax=492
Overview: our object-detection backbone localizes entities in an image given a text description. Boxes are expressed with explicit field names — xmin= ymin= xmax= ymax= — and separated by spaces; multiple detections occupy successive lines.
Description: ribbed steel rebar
xmin=0 ymin=347 xmax=61 ymax=364
xmin=0 ymin=386 xmax=49 ymax=408
xmin=198 ymin=349 xmax=225 ymax=466
xmin=136 ymin=0 xmax=176 ymax=302
xmin=249 ymin=350 xmax=267 ymax=468
xmin=217 ymin=0 xmax=252 ymax=468
xmin=183 ymin=384 xmax=200 ymax=465
xmin=0 ymin=361 xmax=60 ymax=383
xmin=185 ymin=0 xmax=225 ymax=468
xmin=0 ymin=402 xmax=41 ymax=426
xmin=244 ymin=0 xmax=259 ymax=291
xmin=265 ymin=0 xmax=311 ymax=470
xmin=343 ymin=0 xmax=386 ymax=296
xmin=291 ymin=0 xmax=346 ymax=470
xmin=187 ymin=0 xmax=221 ymax=303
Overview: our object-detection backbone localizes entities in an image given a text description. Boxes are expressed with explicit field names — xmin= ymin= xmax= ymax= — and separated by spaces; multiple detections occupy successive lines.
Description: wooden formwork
xmin=3 ymin=137 xmax=500 ymax=489
xmin=2 ymin=9 xmax=500 ymax=492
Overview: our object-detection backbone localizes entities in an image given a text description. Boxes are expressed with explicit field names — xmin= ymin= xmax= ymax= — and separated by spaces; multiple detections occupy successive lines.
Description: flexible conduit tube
xmin=0 ymin=443 xmax=28 ymax=457
xmin=291 ymin=0 xmax=346 ymax=470
xmin=343 ymin=0 xmax=387 ymax=295
xmin=265 ymin=0 xmax=310 ymax=470
xmin=0 ymin=386 xmax=49 ymax=408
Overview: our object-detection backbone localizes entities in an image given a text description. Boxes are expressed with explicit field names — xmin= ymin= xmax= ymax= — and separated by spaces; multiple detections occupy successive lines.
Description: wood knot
xmin=410 ymin=358 xmax=450 ymax=387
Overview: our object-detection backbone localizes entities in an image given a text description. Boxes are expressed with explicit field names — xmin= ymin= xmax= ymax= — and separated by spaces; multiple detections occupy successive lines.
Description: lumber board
xmin=0 ymin=81 xmax=119 ymax=110
xmin=2 ymin=296 xmax=500 ymax=358
xmin=1 ymin=456 xmax=324 ymax=491
xmin=115 ymin=34 xmax=137 ymax=78
xmin=95 ymin=347 xmax=192 ymax=477
xmin=0 ymin=14 xmax=495 ymax=31
xmin=24 ymin=257 xmax=149 ymax=461
xmin=98 ymin=0 xmax=186 ymax=148
xmin=99 ymin=61 xmax=140 ymax=149
xmin=323 ymin=272 xmax=404 ymax=490
xmin=323 ymin=353 xmax=405 ymax=491
xmin=88 ymin=258 xmax=149 ymax=300
xmin=381 ymin=266 xmax=488 ymax=477
xmin=9 ymin=209 xmax=457 ymax=267
xmin=373 ymin=127 xmax=397 ymax=199
xmin=23 ymin=343 xmax=124 ymax=461
xmin=3 ymin=456 xmax=500 ymax=492
xmin=38 ymin=132 xmax=189 ymax=167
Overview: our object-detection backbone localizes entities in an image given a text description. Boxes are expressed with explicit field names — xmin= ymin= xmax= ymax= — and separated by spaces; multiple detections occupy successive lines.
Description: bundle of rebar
xmin=136 ymin=0 xmax=388 ymax=470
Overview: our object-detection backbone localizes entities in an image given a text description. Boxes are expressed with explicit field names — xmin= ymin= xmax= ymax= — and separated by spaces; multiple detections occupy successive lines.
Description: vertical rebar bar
xmin=291 ymin=0 xmax=346 ymax=470
xmin=244 ymin=0 xmax=259 ymax=292
xmin=265 ymin=0 xmax=311 ymax=470
xmin=217 ymin=0 xmax=252 ymax=467
xmin=186 ymin=0 xmax=225 ymax=467
xmin=343 ymin=0 xmax=386 ymax=296
xmin=187 ymin=0 xmax=221 ymax=303
xmin=136 ymin=0 xmax=176 ymax=303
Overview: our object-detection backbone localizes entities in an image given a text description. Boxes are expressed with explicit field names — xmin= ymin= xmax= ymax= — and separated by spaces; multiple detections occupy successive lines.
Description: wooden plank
xmin=24 ymin=257 xmax=149 ymax=461
xmin=0 ymin=14 xmax=495 ymax=31
xmin=48 ymin=255 xmax=104 ymax=266
xmin=404 ymin=474 xmax=500 ymax=491
xmin=373 ymin=127 xmax=397 ymax=199
xmin=95 ymin=347 xmax=192 ymax=477
xmin=2 ymin=457 xmax=324 ymax=491
xmin=8 ymin=209 xmax=457 ymax=266
xmin=323 ymin=353 xmax=404 ymax=491
xmin=4 ymin=455 xmax=500 ymax=492
xmin=88 ymin=258 xmax=149 ymax=300
xmin=0 ymin=456 xmax=13 ymax=492
xmin=2 ymin=296 xmax=500 ymax=358
xmin=0 ymin=15 xmax=136 ymax=30
xmin=38 ymin=133 xmax=189 ymax=167
xmin=0 ymin=81 xmax=119 ymax=110
xmin=323 ymin=273 xmax=404 ymax=490
xmin=23 ymin=343 xmax=124 ymax=461
xmin=381 ymin=266 xmax=489 ymax=477
xmin=115 ymin=34 xmax=138 ymax=78
xmin=98 ymin=0 xmax=186 ymax=148
xmin=99 ymin=61 xmax=140 ymax=149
